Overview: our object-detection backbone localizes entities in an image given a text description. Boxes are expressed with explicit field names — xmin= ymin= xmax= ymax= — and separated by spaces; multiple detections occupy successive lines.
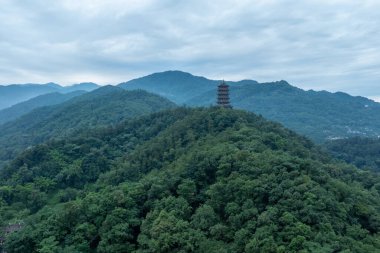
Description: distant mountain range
xmin=0 ymin=82 xmax=99 ymax=110
xmin=0 ymin=90 xmax=86 ymax=125
xmin=119 ymin=71 xmax=380 ymax=142
xmin=0 ymin=86 xmax=175 ymax=166
xmin=119 ymin=71 xmax=222 ymax=104
xmin=2 ymin=70 xmax=380 ymax=144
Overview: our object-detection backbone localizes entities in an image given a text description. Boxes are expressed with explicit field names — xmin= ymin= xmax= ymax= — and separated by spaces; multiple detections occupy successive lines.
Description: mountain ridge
xmin=0 ymin=86 xmax=175 ymax=167
xmin=0 ymin=90 xmax=87 ymax=125
xmin=3 ymin=70 xmax=380 ymax=143
xmin=119 ymin=70 xmax=222 ymax=103
xmin=118 ymin=70 xmax=380 ymax=142
xmin=0 ymin=82 xmax=100 ymax=110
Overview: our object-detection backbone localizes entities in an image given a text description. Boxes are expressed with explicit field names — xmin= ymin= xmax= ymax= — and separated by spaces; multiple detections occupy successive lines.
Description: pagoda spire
xmin=217 ymin=80 xmax=232 ymax=108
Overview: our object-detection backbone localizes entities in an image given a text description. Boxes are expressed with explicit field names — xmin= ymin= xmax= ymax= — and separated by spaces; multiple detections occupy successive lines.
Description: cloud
xmin=0 ymin=0 xmax=379 ymax=97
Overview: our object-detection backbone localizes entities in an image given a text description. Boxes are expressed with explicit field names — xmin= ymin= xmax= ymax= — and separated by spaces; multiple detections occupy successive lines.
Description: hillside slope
xmin=325 ymin=137 xmax=380 ymax=172
xmin=119 ymin=70 xmax=222 ymax=103
xmin=119 ymin=71 xmax=258 ymax=104
xmin=1 ymin=108 xmax=379 ymax=252
xmin=119 ymin=71 xmax=380 ymax=142
xmin=188 ymin=81 xmax=380 ymax=142
xmin=0 ymin=82 xmax=99 ymax=110
xmin=0 ymin=91 xmax=86 ymax=125
xmin=0 ymin=86 xmax=175 ymax=166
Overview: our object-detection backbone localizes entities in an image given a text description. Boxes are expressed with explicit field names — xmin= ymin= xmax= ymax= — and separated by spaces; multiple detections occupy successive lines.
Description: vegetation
xmin=1 ymin=107 xmax=379 ymax=252
xmin=119 ymin=70 xmax=224 ymax=104
xmin=188 ymin=81 xmax=380 ymax=142
xmin=325 ymin=136 xmax=380 ymax=172
xmin=0 ymin=86 xmax=175 ymax=167
xmin=0 ymin=91 xmax=86 ymax=125
xmin=120 ymin=70 xmax=380 ymax=142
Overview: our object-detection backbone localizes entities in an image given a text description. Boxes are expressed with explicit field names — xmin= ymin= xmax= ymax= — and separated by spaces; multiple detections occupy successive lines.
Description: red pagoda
xmin=217 ymin=81 xmax=232 ymax=108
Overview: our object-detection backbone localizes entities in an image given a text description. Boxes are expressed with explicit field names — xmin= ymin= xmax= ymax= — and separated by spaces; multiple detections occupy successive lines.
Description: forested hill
xmin=325 ymin=136 xmax=380 ymax=172
xmin=0 ymin=82 xmax=99 ymax=110
xmin=1 ymin=107 xmax=379 ymax=252
xmin=0 ymin=86 xmax=175 ymax=167
xmin=0 ymin=91 xmax=86 ymax=125
xmin=119 ymin=70 xmax=224 ymax=103
xmin=188 ymin=81 xmax=380 ymax=142
xmin=119 ymin=71 xmax=380 ymax=142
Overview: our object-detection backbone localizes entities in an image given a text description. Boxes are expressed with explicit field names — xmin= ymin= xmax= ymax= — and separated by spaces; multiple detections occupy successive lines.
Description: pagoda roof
xmin=218 ymin=81 xmax=229 ymax=87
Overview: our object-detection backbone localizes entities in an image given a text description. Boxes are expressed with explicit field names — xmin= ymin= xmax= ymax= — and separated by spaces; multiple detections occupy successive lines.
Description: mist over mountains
xmin=0 ymin=82 xmax=99 ymax=110
xmin=0 ymin=91 xmax=86 ymax=125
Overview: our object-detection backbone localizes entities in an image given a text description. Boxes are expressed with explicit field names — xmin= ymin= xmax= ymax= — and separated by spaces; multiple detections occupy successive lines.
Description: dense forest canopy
xmin=0 ymin=86 xmax=175 ymax=168
xmin=1 ymin=107 xmax=379 ymax=252
xmin=325 ymin=136 xmax=380 ymax=173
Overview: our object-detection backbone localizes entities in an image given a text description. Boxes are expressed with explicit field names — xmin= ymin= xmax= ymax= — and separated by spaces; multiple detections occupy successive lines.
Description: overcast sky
xmin=1 ymin=0 xmax=380 ymax=99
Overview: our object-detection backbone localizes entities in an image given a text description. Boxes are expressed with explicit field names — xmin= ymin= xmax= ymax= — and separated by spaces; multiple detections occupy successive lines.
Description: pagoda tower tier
xmin=217 ymin=81 xmax=232 ymax=108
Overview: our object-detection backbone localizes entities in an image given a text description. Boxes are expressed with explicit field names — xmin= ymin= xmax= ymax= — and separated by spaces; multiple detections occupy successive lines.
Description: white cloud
xmin=0 ymin=0 xmax=379 ymax=98
xmin=60 ymin=0 xmax=156 ymax=18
